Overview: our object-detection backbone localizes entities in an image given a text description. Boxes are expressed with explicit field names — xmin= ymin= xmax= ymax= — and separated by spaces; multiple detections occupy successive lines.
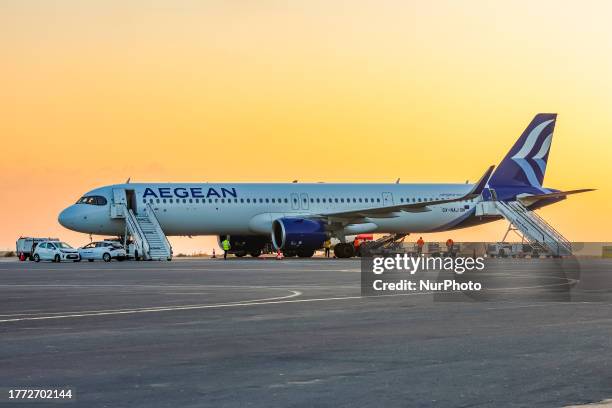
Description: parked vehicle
xmin=16 ymin=237 xmax=59 ymax=261
xmin=33 ymin=241 xmax=80 ymax=262
xmin=102 ymin=239 xmax=139 ymax=260
xmin=79 ymin=241 xmax=127 ymax=262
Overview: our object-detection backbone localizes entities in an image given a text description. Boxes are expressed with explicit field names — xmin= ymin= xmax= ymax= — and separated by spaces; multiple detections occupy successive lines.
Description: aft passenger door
xmin=382 ymin=192 xmax=394 ymax=206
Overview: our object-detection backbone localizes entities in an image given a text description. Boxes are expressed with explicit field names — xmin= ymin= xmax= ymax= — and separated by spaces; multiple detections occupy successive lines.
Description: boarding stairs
xmin=124 ymin=204 xmax=173 ymax=261
xmin=495 ymin=200 xmax=572 ymax=257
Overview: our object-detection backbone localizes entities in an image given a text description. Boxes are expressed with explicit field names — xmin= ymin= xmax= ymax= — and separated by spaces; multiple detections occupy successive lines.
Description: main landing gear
xmin=282 ymin=249 xmax=315 ymax=258
xmin=333 ymin=243 xmax=355 ymax=259
xmin=234 ymin=249 xmax=262 ymax=257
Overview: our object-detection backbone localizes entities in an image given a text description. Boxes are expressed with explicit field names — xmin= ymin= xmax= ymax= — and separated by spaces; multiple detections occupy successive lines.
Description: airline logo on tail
xmin=510 ymin=118 xmax=555 ymax=188
xmin=489 ymin=113 xmax=557 ymax=191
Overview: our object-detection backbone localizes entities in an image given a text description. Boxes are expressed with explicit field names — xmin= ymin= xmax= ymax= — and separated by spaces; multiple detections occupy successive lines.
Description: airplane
xmin=58 ymin=113 xmax=593 ymax=258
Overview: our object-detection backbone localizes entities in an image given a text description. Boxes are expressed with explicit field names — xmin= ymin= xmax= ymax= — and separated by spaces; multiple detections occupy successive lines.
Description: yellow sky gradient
xmin=1 ymin=1 xmax=611 ymax=253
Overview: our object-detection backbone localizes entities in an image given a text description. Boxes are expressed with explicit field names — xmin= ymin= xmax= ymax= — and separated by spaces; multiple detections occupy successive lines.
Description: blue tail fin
xmin=488 ymin=113 xmax=557 ymax=189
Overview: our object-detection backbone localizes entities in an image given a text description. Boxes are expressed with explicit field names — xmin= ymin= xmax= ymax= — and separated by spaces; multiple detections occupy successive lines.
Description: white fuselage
xmin=59 ymin=182 xmax=491 ymax=237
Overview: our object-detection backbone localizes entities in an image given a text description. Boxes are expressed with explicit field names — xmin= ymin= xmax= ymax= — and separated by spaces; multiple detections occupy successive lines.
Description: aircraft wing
xmin=518 ymin=188 xmax=595 ymax=206
xmin=313 ymin=165 xmax=494 ymax=222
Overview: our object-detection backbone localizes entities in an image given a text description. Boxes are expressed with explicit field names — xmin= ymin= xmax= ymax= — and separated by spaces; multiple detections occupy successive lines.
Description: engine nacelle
xmin=272 ymin=218 xmax=327 ymax=250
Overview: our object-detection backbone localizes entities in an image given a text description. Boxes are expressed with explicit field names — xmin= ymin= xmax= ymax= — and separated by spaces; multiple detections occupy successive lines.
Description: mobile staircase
xmin=124 ymin=204 xmax=173 ymax=261
xmin=495 ymin=200 xmax=572 ymax=257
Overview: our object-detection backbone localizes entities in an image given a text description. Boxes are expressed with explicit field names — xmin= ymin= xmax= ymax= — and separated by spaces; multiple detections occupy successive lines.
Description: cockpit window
xmin=76 ymin=195 xmax=107 ymax=206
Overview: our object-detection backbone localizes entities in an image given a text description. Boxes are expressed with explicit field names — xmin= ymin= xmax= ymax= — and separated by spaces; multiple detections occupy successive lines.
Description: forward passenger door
xmin=111 ymin=189 xmax=127 ymax=218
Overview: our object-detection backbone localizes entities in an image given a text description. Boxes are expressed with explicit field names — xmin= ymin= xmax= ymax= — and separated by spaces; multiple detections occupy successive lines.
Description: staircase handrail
xmin=507 ymin=202 xmax=571 ymax=255
xmin=497 ymin=201 xmax=545 ymax=242
xmin=125 ymin=206 xmax=150 ymax=260
xmin=496 ymin=201 xmax=571 ymax=255
xmin=509 ymin=202 xmax=570 ymax=247
xmin=145 ymin=203 xmax=172 ymax=256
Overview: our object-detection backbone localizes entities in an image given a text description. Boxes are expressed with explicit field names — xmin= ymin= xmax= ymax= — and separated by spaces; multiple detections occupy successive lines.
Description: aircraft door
xmin=489 ymin=188 xmax=498 ymax=201
xmin=111 ymin=189 xmax=127 ymax=218
xmin=382 ymin=192 xmax=394 ymax=206
xmin=125 ymin=189 xmax=137 ymax=213
xmin=300 ymin=193 xmax=309 ymax=210
xmin=290 ymin=193 xmax=300 ymax=210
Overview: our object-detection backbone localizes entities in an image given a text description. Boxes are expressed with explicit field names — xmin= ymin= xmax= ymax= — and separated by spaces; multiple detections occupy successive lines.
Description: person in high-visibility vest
xmin=323 ymin=239 xmax=332 ymax=258
xmin=446 ymin=238 xmax=454 ymax=257
xmin=416 ymin=237 xmax=425 ymax=255
xmin=221 ymin=238 xmax=231 ymax=260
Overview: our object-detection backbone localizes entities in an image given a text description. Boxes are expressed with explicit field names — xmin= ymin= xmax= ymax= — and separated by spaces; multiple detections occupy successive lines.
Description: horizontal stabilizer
xmin=518 ymin=189 xmax=595 ymax=206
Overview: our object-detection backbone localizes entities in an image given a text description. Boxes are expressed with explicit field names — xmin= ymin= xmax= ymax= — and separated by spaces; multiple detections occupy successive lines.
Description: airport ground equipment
xmin=486 ymin=243 xmax=540 ymax=258
xmin=426 ymin=242 xmax=443 ymax=257
xmin=357 ymin=233 xmax=407 ymax=257
xmin=353 ymin=234 xmax=374 ymax=255
xmin=123 ymin=204 xmax=173 ymax=261
xmin=495 ymin=201 xmax=571 ymax=257
xmin=16 ymin=237 xmax=59 ymax=261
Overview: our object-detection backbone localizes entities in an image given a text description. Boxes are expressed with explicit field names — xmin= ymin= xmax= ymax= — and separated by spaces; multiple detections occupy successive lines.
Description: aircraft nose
xmin=58 ymin=205 xmax=78 ymax=229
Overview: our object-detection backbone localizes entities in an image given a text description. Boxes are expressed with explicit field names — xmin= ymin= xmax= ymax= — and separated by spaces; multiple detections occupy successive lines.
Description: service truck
xmin=16 ymin=237 xmax=59 ymax=261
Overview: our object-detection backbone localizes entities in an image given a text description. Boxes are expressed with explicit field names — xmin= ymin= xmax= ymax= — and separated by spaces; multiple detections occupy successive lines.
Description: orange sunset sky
xmin=1 ymin=0 xmax=611 ymax=253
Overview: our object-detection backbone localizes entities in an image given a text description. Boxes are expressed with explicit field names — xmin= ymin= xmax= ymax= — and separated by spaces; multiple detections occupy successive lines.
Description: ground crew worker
xmin=446 ymin=238 xmax=454 ymax=257
xmin=221 ymin=237 xmax=231 ymax=260
xmin=417 ymin=237 xmax=425 ymax=255
xmin=324 ymin=239 xmax=332 ymax=258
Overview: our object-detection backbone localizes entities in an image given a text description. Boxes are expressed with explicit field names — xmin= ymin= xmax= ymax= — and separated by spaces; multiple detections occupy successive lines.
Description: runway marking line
xmin=0 ymin=272 xmax=589 ymax=323
xmin=0 ymin=287 xmax=303 ymax=318
xmin=0 ymin=291 xmax=429 ymax=324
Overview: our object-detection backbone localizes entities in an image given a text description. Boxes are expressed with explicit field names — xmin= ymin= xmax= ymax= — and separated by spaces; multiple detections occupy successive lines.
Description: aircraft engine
xmin=271 ymin=218 xmax=327 ymax=250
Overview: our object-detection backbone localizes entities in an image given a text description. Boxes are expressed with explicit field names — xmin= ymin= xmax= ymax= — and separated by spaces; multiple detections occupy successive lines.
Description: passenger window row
xmin=142 ymin=196 xmax=472 ymax=206
xmin=306 ymin=197 xmax=382 ymax=204
xmin=144 ymin=198 xmax=291 ymax=205
xmin=399 ymin=197 xmax=474 ymax=203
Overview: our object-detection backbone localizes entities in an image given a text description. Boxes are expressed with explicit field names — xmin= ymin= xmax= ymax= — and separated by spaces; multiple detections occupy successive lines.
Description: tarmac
xmin=0 ymin=257 xmax=611 ymax=407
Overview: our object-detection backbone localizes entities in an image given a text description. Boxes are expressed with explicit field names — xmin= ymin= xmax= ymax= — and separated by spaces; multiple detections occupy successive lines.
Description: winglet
xmin=466 ymin=165 xmax=495 ymax=198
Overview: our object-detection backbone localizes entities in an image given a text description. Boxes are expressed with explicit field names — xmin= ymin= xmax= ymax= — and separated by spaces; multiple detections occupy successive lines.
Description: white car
xmin=33 ymin=241 xmax=80 ymax=262
xmin=79 ymin=241 xmax=127 ymax=262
